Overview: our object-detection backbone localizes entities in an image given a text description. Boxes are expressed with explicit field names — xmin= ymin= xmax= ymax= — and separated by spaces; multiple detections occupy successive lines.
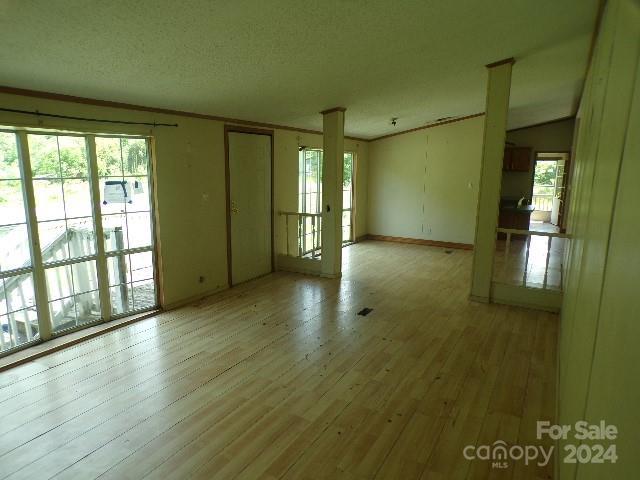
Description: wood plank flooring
xmin=0 ymin=241 xmax=557 ymax=479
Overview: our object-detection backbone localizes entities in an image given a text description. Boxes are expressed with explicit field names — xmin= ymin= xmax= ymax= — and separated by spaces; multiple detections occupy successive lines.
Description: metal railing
xmin=279 ymin=211 xmax=322 ymax=259
xmin=494 ymin=227 xmax=570 ymax=291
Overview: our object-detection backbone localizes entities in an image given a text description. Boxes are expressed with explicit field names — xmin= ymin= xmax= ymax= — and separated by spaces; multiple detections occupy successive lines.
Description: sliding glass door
xmin=0 ymin=132 xmax=38 ymax=350
xmin=96 ymin=137 xmax=156 ymax=316
xmin=0 ymin=129 xmax=157 ymax=355
xmin=30 ymin=133 xmax=101 ymax=333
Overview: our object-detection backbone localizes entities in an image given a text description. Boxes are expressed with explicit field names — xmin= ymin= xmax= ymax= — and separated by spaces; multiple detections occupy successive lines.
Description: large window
xmin=297 ymin=148 xmax=354 ymax=255
xmin=0 ymin=129 xmax=157 ymax=355
xmin=0 ymin=133 xmax=38 ymax=350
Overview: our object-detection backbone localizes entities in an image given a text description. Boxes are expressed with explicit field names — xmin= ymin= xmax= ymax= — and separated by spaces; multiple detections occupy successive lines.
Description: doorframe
xmin=224 ymin=125 xmax=275 ymax=287
xmin=530 ymin=150 xmax=571 ymax=230
xmin=344 ymin=150 xmax=357 ymax=245
xmin=0 ymin=128 xmax=161 ymax=358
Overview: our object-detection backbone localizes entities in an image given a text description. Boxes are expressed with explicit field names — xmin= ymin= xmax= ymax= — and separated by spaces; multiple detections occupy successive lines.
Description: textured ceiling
xmin=0 ymin=0 xmax=598 ymax=138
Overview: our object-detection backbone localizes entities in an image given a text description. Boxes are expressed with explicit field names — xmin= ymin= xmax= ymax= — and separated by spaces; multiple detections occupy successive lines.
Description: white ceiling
xmin=0 ymin=0 xmax=598 ymax=139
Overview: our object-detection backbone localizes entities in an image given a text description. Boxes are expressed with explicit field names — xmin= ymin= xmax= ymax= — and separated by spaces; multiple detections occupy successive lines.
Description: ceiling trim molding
xmin=507 ymin=115 xmax=576 ymax=133
xmin=369 ymin=112 xmax=485 ymax=142
xmin=0 ymin=85 xmax=369 ymax=142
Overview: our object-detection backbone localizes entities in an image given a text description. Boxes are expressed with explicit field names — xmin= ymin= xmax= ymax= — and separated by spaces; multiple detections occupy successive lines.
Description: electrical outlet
xmin=199 ymin=276 xmax=205 ymax=283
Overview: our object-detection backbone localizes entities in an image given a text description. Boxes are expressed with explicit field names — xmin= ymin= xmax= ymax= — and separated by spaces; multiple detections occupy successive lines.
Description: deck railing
xmin=532 ymin=195 xmax=554 ymax=212
xmin=279 ymin=211 xmax=322 ymax=259
xmin=493 ymin=227 xmax=570 ymax=291
xmin=1 ymin=224 xmax=101 ymax=352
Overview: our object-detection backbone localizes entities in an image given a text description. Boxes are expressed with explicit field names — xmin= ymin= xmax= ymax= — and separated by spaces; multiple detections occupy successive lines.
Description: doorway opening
xmin=530 ymin=152 xmax=569 ymax=233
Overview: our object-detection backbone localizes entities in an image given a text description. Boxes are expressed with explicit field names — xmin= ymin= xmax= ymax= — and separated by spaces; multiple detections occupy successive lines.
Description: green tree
xmin=26 ymin=135 xmax=61 ymax=177
xmin=343 ymin=153 xmax=353 ymax=187
xmin=96 ymin=138 xmax=122 ymax=176
xmin=0 ymin=132 xmax=19 ymax=178
xmin=59 ymin=147 xmax=88 ymax=177
xmin=121 ymin=138 xmax=148 ymax=175
xmin=534 ymin=161 xmax=557 ymax=186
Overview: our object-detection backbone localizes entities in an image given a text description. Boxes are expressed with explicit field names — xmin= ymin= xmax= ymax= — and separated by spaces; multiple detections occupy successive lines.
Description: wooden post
xmin=543 ymin=235 xmax=552 ymax=289
xmin=523 ymin=235 xmax=531 ymax=286
xmin=470 ymin=58 xmax=515 ymax=302
xmin=320 ymin=107 xmax=346 ymax=278
xmin=311 ymin=215 xmax=317 ymax=259
xmin=115 ymin=227 xmax=128 ymax=311
xmin=285 ymin=213 xmax=290 ymax=256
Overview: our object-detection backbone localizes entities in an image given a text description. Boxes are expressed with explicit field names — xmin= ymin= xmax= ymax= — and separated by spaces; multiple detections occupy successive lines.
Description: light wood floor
xmin=493 ymin=236 xmax=566 ymax=290
xmin=0 ymin=241 xmax=557 ymax=480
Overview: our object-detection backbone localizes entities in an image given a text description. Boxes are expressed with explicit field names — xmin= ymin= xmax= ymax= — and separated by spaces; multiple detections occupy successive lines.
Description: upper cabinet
xmin=503 ymin=147 xmax=531 ymax=172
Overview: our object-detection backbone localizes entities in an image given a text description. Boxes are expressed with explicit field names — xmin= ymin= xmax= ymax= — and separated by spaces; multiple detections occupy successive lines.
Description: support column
xmin=470 ymin=58 xmax=515 ymax=302
xmin=320 ymin=107 xmax=346 ymax=278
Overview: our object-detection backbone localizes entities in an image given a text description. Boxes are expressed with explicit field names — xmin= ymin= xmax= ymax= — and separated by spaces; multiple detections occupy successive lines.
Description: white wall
xmin=558 ymin=0 xmax=640 ymax=478
xmin=367 ymin=115 xmax=484 ymax=245
xmin=0 ymin=92 xmax=368 ymax=307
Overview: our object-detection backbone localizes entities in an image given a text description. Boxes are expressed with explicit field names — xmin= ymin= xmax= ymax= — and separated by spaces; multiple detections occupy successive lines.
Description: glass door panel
xmin=45 ymin=260 xmax=100 ymax=332
xmin=0 ymin=132 xmax=38 ymax=352
xmin=29 ymin=134 xmax=97 ymax=262
xmin=96 ymin=137 xmax=157 ymax=318
xmin=29 ymin=133 xmax=100 ymax=335
xmin=342 ymin=152 xmax=354 ymax=243
xmin=1 ymin=130 xmax=158 ymax=355
xmin=107 ymin=250 xmax=155 ymax=315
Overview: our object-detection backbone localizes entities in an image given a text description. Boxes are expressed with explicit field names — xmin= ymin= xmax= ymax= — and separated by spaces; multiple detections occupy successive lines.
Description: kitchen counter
xmin=498 ymin=203 xmax=535 ymax=238
xmin=499 ymin=204 xmax=535 ymax=213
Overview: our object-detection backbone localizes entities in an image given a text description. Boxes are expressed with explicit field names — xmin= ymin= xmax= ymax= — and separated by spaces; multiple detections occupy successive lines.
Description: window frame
xmin=0 ymin=127 xmax=160 ymax=357
xmin=297 ymin=148 xmax=356 ymax=255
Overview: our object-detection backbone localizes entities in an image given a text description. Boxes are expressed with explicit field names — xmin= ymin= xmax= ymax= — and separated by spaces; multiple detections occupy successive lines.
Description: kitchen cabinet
xmin=497 ymin=204 xmax=535 ymax=239
xmin=503 ymin=147 xmax=532 ymax=172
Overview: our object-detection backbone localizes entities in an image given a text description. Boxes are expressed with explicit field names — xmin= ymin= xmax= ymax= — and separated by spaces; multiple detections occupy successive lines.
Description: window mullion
xmin=16 ymin=131 xmax=52 ymax=341
xmin=86 ymin=135 xmax=112 ymax=322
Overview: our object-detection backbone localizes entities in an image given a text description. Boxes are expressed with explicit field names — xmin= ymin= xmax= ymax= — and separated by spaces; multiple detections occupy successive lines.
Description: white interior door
xmin=228 ymin=132 xmax=272 ymax=285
